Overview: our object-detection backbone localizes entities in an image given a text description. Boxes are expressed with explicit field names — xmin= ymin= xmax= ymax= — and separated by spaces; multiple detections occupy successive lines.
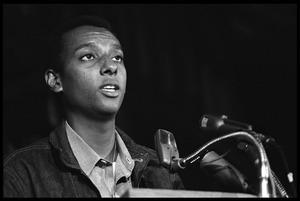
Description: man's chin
xmin=94 ymin=107 xmax=119 ymax=120
xmin=90 ymin=100 xmax=122 ymax=120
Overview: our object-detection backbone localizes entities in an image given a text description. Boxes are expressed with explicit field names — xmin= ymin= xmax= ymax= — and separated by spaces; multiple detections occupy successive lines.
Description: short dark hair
xmin=46 ymin=15 xmax=115 ymax=73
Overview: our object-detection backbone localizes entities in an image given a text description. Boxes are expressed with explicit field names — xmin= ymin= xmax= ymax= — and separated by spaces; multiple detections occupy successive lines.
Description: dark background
xmin=3 ymin=4 xmax=297 ymax=195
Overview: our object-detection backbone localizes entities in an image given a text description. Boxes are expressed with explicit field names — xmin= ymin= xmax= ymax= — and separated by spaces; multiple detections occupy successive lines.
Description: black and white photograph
xmin=3 ymin=4 xmax=297 ymax=197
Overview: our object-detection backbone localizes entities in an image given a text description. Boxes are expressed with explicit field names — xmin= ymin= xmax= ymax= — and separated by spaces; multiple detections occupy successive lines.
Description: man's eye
xmin=80 ymin=54 xmax=95 ymax=61
xmin=112 ymin=55 xmax=123 ymax=62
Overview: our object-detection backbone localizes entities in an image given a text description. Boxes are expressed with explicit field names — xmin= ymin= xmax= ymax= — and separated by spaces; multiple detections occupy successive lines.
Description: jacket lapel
xmin=116 ymin=127 xmax=152 ymax=187
xmin=48 ymin=121 xmax=81 ymax=170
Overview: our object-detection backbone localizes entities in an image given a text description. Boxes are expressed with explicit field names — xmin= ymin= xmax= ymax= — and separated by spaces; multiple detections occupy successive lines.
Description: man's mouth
xmin=100 ymin=84 xmax=120 ymax=97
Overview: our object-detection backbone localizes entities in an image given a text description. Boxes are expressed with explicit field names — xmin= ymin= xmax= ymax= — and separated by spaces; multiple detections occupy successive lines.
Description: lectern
xmin=121 ymin=188 xmax=257 ymax=197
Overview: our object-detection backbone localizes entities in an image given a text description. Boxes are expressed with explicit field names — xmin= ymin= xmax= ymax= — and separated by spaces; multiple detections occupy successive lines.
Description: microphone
xmin=154 ymin=129 xmax=180 ymax=170
xmin=199 ymin=114 xmax=275 ymax=144
xmin=200 ymin=114 xmax=253 ymax=133
xmin=154 ymin=129 xmax=197 ymax=172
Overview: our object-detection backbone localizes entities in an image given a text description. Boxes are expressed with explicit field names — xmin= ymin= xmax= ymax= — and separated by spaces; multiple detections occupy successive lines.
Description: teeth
xmin=101 ymin=85 xmax=118 ymax=92
xmin=103 ymin=85 xmax=115 ymax=89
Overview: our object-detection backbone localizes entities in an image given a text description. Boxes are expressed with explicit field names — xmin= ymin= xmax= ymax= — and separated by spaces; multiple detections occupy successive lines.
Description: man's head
xmin=45 ymin=16 xmax=126 ymax=120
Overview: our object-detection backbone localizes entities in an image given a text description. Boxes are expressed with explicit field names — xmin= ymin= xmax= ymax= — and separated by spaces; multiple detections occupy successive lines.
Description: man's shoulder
xmin=3 ymin=136 xmax=51 ymax=168
xmin=133 ymin=143 xmax=157 ymax=158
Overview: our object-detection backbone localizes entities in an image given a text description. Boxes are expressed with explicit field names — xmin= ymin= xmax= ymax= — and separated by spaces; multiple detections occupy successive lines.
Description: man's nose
xmin=100 ymin=58 xmax=118 ymax=76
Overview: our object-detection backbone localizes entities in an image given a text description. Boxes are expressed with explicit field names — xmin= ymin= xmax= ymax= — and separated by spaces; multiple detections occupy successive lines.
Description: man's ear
xmin=45 ymin=69 xmax=63 ymax=93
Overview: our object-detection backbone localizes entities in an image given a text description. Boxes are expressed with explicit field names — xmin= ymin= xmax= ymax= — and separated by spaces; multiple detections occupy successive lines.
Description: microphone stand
xmin=238 ymin=131 xmax=294 ymax=197
xmin=170 ymin=131 xmax=276 ymax=198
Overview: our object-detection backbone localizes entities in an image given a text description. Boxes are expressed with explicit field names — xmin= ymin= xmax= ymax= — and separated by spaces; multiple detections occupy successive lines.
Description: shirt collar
xmin=65 ymin=121 xmax=134 ymax=177
xmin=65 ymin=121 xmax=100 ymax=176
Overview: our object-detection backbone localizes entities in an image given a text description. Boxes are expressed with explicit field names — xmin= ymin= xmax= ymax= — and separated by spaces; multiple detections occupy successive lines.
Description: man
xmin=3 ymin=15 xmax=184 ymax=197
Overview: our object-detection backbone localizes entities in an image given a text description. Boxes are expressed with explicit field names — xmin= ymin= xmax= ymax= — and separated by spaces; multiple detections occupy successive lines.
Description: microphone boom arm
xmin=171 ymin=131 xmax=276 ymax=198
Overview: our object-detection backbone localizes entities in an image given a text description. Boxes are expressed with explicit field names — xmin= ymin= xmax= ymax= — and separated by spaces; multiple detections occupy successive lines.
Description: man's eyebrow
xmin=74 ymin=42 xmax=123 ymax=53
xmin=112 ymin=43 xmax=123 ymax=52
xmin=74 ymin=42 xmax=97 ymax=52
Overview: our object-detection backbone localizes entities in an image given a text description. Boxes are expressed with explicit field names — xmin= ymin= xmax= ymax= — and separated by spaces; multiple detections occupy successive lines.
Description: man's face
xmin=59 ymin=25 xmax=126 ymax=118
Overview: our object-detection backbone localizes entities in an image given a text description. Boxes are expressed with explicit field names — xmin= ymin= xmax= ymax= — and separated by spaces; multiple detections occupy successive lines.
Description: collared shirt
xmin=65 ymin=121 xmax=135 ymax=197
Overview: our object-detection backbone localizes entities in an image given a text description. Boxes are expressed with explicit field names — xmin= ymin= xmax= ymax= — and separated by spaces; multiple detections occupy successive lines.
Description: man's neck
xmin=65 ymin=113 xmax=116 ymax=159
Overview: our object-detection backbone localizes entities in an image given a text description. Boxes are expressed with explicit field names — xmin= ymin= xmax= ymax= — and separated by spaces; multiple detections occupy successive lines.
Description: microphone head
xmin=200 ymin=114 xmax=225 ymax=131
xmin=200 ymin=114 xmax=252 ymax=134
xmin=154 ymin=129 xmax=179 ymax=167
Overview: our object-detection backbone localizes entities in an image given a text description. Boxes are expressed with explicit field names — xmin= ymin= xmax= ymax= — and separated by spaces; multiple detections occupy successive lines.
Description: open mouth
xmin=100 ymin=84 xmax=120 ymax=97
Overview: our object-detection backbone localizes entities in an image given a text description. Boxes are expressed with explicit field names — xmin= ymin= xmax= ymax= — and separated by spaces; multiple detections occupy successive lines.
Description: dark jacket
xmin=3 ymin=122 xmax=184 ymax=197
